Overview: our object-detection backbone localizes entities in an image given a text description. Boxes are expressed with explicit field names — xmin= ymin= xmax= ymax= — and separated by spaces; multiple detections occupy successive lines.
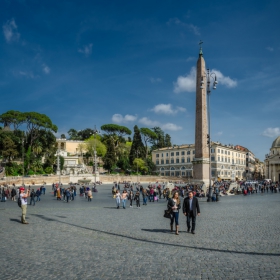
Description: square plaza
xmin=1 ymin=184 xmax=280 ymax=279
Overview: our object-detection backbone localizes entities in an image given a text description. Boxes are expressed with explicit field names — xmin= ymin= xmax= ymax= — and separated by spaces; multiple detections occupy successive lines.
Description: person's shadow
xmin=10 ymin=218 xmax=26 ymax=223
xmin=141 ymin=228 xmax=170 ymax=233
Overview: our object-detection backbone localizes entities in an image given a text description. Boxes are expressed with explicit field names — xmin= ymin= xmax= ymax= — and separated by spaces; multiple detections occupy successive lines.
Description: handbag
xmin=163 ymin=209 xmax=172 ymax=219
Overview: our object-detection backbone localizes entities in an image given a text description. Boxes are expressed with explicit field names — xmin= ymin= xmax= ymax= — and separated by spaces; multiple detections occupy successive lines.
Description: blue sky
xmin=1 ymin=0 xmax=279 ymax=161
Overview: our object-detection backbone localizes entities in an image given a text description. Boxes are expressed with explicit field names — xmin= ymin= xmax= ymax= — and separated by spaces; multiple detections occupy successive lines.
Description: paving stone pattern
xmin=0 ymin=184 xmax=280 ymax=280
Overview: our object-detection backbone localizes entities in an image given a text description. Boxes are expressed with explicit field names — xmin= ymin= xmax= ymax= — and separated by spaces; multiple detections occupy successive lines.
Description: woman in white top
xmin=115 ymin=190 xmax=121 ymax=209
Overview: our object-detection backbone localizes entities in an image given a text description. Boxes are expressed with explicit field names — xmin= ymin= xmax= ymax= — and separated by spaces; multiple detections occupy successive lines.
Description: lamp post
xmin=136 ymin=150 xmax=139 ymax=184
xmin=57 ymin=149 xmax=61 ymax=185
xmin=22 ymin=138 xmax=24 ymax=186
xmin=200 ymin=68 xmax=218 ymax=202
xmin=92 ymin=126 xmax=100 ymax=186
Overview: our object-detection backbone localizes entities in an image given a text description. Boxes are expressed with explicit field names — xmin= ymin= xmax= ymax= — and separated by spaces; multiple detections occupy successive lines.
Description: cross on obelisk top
xmin=199 ymin=40 xmax=203 ymax=56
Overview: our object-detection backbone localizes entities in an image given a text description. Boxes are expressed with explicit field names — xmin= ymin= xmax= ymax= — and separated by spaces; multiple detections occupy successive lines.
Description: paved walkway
xmin=1 ymin=184 xmax=280 ymax=279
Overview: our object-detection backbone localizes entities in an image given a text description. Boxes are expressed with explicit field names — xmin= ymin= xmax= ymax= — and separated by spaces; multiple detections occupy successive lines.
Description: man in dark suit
xmin=182 ymin=191 xmax=200 ymax=234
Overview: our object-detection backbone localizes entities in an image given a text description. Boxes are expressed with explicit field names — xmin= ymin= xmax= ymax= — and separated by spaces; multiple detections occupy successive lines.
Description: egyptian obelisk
xmin=192 ymin=44 xmax=210 ymax=185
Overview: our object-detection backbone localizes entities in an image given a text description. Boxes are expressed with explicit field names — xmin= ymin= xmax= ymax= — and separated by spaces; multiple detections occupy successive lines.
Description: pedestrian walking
xmin=19 ymin=187 xmax=30 ymax=224
xmin=121 ymin=190 xmax=128 ymax=209
xmin=129 ymin=190 xmax=134 ymax=208
xmin=182 ymin=191 xmax=200 ymax=234
xmin=88 ymin=189 xmax=92 ymax=202
xmin=29 ymin=189 xmax=36 ymax=206
xmin=134 ymin=191 xmax=141 ymax=208
xmin=167 ymin=192 xmax=181 ymax=235
xmin=115 ymin=190 xmax=121 ymax=209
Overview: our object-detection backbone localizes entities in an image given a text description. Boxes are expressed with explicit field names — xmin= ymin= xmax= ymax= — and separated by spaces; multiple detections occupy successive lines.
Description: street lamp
xmin=92 ymin=125 xmax=100 ymax=186
xmin=200 ymin=68 xmax=218 ymax=202
xmin=136 ymin=150 xmax=139 ymax=184
xmin=57 ymin=148 xmax=61 ymax=185
xmin=22 ymin=138 xmax=24 ymax=186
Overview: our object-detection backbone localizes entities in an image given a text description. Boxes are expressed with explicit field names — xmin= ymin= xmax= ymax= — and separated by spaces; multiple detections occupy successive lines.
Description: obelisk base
xmin=192 ymin=157 xmax=210 ymax=187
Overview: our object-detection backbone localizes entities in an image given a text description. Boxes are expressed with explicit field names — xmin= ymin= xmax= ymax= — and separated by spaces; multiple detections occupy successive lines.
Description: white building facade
xmin=152 ymin=142 xmax=248 ymax=181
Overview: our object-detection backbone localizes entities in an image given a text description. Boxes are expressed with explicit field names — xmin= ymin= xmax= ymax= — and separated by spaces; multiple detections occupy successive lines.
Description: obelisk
xmin=192 ymin=44 xmax=210 ymax=185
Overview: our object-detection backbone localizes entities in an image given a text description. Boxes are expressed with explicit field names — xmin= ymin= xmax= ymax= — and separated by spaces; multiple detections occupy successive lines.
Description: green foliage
xmin=61 ymin=134 xmax=66 ymax=139
xmin=132 ymin=158 xmax=148 ymax=174
xmin=44 ymin=166 xmax=53 ymax=174
xmin=129 ymin=125 xmax=146 ymax=165
xmin=102 ymin=138 xmax=117 ymax=173
xmin=59 ymin=155 xmax=64 ymax=171
xmin=150 ymin=127 xmax=172 ymax=150
xmin=0 ymin=110 xmax=25 ymax=130
xmin=140 ymin=127 xmax=158 ymax=157
xmin=101 ymin=124 xmax=131 ymax=136
xmin=2 ymin=137 xmax=18 ymax=161
xmin=117 ymin=156 xmax=130 ymax=171
xmin=164 ymin=134 xmax=172 ymax=147
xmin=85 ymin=138 xmax=107 ymax=157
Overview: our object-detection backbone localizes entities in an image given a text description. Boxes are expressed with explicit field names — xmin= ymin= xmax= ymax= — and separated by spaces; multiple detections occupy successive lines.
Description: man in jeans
xmin=19 ymin=187 xmax=30 ymax=224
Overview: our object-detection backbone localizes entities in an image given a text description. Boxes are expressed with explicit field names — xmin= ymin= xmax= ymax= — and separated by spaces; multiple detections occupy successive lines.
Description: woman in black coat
xmin=167 ymin=191 xmax=181 ymax=235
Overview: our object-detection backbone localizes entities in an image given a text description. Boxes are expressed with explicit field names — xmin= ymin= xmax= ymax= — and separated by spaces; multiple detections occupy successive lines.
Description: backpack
xmin=17 ymin=196 xmax=22 ymax=208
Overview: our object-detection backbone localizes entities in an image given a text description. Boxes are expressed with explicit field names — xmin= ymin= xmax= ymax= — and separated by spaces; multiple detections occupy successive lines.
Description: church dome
xmin=271 ymin=136 xmax=280 ymax=149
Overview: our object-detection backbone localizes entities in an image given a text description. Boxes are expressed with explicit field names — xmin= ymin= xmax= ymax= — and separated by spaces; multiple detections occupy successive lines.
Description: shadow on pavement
xmin=141 ymin=228 xmax=170 ymax=233
xmin=30 ymin=214 xmax=280 ymax=257
xmin=10 ymin=218 xmax=23 ymax=223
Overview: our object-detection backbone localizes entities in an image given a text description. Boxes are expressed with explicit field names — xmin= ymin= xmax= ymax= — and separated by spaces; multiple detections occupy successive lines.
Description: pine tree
xmin=129 ymin=125 xmax=146 ymax=165
xmin=103 ymin=138 xmax=117 ymax=173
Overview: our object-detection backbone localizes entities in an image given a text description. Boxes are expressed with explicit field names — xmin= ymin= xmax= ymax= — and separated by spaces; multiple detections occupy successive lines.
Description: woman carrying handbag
xmin=167 ymin=192 xmax=181 ymax=235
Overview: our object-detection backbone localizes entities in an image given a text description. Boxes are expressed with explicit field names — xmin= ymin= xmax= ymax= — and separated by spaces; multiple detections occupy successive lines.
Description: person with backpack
xmin=19 ymin=187 xmax=30 ymax=224
xmin=35 ymin=189 xmax=41 ymax=202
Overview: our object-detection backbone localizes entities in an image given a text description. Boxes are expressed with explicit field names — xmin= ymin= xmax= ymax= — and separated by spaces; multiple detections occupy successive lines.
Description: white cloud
xmin=186 ymin=56 xmax=195 ymax=62
xmin=162 ymin=123 xmax=182 ymax=131
xmin=262 ymin=127 xmax=280 ymax=138
xmin=173 ymin=66 xmax=196 ymax=93
xmin=112 ymin=114 xmax=137 ymax=124
xmin=150 ymin=77 xmax=162 ymax=83
xmin=139 ymin=117 xmax=159 ymax=126
xmin=216 ymin=131 xmax=223 ymax=136
xmin=18 ymin=71 xmax=35 ymax=79
xmin=167 ymin=18 xmax=200 ymax=36
xmin=2 ymin=18 xmax=20 ymax=43
xmin=138 ymin=117 xmax=182 ymax=131
xmin=78 ymin=43 xmax=93 ymax=57
xmin=174 ymin=67 xmax=237 ymax=93
xmin=266 ymin=47 xmax=274 ymax=52
xmin=212 ymin=69 xmax=237 ymax=88
xmin=42 ymin=64 xmax=50 ymax=74
xmin=151 ymin=104 xmax=186 ymax=115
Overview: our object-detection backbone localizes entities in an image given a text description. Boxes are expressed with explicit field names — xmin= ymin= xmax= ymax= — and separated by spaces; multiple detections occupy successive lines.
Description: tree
xmin=140 ymin=127 xmax=158 ymax=158
xmin=67 ymin=128 xmax=79 ymax=140
xmin=24 ymin=112 xmax=57 ymax=148
xmin=150 ymin=127 xmax=165 ymax=150
xmin=133 ymin=158 xmax=148 ymax=174
xmin=129 ymin=125 xmax=146 ymax=165
xmin=0 ymin=110 xmax=25 ymax=130
xmin=164 ymin=134 xmax=172 ymax=147
xmin=77 ymin=128 xmax=96 ymax=140
xmin=101 ymin=124 xmax=131 ymax=137
xmin=102 ymin=138 xmax=117 ymax=173
xmin=61 ymin=134 xmax=66 ymax=139
xmin=2 ymin=137 xmax=18 ymax=161
xmin=85 ymin=138 xmax=107 ymax=158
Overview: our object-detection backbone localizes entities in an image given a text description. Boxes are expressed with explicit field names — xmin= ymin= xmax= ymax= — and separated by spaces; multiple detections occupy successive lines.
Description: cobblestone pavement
xmin=1 ymin=184 xmax=280 ymax=280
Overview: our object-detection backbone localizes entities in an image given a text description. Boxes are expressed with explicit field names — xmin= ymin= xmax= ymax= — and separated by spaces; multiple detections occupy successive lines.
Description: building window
xmin=211 ymin=170 xmax=215 ymax=176
xmin=187 ymin=158 xmax=190 ymax=163
xmin=166 ymin=153 xmax=168 ymax=157
xmin=211 ymin=148 xmax=215 ymax=153
xmin=221 ymin=150 xmax=224 ymax=154
xmin=218 ymin=156 xmax=220 ymax=161
xmin=181 ymin=158 xmax=185 ymax=163
xmin=181 ymin=151 xmax=185 ymax=155
xmin=187 ymin=151 xmax=190 ymax=155
xmin=161 ymin=160 xmax=164 ymax=164
xmin=211 ymin=156 xmax=215 ymax=161
xmin=221 ymin=157 xmax=224 ymax=162
xmin=162 ymin=153 xmax=164 ymax=157
xmin=193 ymin=150 xmax=195 ymax=154
xmin=182 ymin=172 xmax=185 ymax=176
xmin=156 ymin=154 xmax=159 ymax=158
xmin=176 ymin=158 xmax=179 ymax=163
xmin=171 ymin=152 xmax=174 ymax=156
xmin=166 ymin=160 xmax=169 ymax=164
xmin=176 ymin=152 xmax=179 ymax=156
xmin=218 ymin=149 xmax=220 ymax=153
xmin=171 ymin=159 xmax=174 ymax=163
xmin=156 ymin=160 xmax=159 ymax=165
